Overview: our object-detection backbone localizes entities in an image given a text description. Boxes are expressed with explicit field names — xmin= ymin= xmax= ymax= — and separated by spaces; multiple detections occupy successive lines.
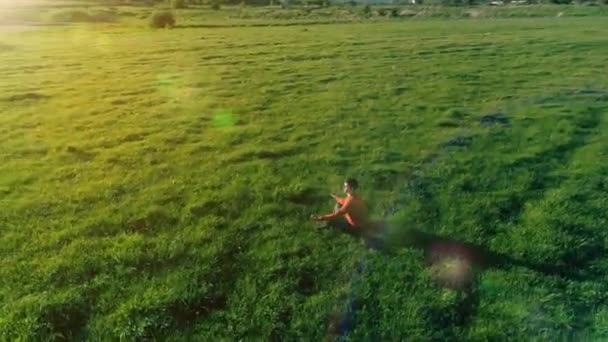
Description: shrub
xmin=171 ymin=0 xmax=187 ymax=8
xmin=377 ymin=8 xmax=398 ymax=16
xmin=149 ymin=11 xmax=176 ymax=28
xmin=362 ymin=4 xmax=372 ymax=15
xmin=304 ymin=0 xmax=325 ymax=6
xmin=441 ymin=0 xmax=472 ymax=5
xmin=89 ymin=10 xmax=120 ymax=22
xmin=51 ymin=10 xmax=90 ymax=22
xmin=50 ymin=10 xmax=119 ymax=23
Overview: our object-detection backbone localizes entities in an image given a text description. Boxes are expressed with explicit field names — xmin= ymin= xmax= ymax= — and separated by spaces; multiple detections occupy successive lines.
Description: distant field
xmin=1 ymin=2 xmax=607 ymax=27
xmin=1 ymin=8 xmax=608 ymax=341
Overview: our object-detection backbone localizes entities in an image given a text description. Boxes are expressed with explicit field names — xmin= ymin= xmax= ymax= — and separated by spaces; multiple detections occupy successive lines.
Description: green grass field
xmin=1 ymin=3 xmax=608 ymax=340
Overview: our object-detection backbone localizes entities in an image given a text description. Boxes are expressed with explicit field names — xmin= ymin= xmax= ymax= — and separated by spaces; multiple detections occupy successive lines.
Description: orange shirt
xmin=322 ymin=193 xmax=368 ymax=228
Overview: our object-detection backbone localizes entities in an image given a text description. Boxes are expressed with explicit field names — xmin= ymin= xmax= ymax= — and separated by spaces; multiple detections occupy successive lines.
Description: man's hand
xmin=310 ymin=215 xmax=323 ymax=221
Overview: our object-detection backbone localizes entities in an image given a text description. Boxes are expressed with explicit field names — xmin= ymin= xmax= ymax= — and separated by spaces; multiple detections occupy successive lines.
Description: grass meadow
xmin=1 ymin=2 xmax=608 ymax=340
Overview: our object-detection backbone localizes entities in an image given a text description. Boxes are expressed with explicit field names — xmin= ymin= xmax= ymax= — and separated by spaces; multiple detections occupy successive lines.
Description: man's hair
xmin=345 ymin=178 xmax=359 ymax=190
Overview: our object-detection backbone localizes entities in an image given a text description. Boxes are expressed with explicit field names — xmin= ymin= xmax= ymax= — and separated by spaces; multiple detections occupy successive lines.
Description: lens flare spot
xmin=429 ymin=257 xmax=473 ymax=289
xmin=213 ymin=109 xmax=236 ymax=127
xmin=157 ymin=75 xmax=174 ymax=87
xmin=156 ymin=74 xmax=184 ymax=101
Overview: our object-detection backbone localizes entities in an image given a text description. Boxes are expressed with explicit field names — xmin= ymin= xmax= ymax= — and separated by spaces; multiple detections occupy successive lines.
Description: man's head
xmin=343 ymin=178 xmax=359 ymax=194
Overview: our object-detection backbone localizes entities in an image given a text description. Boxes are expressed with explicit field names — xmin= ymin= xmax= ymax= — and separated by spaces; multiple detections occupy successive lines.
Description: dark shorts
xmin=326 ymin=218 xmax=384 ymax=250
xmin=327 ymin=217 xmax=356 ymax=232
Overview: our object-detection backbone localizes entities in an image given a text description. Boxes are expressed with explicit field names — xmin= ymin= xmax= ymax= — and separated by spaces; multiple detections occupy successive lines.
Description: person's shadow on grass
xmin=323 ymin=222 xmax=599 ymax=340
xmin=326 ymin=220 xmax=596 ymax=282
